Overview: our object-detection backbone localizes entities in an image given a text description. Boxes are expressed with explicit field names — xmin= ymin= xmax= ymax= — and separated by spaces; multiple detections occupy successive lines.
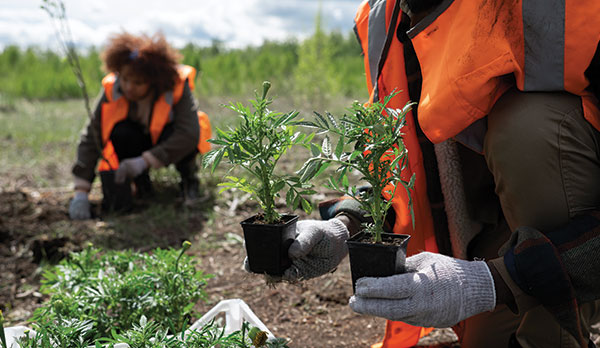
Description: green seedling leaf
xmin=310 ymin=143 xmax=321 ymax=157
xmin=207 ymin=138 xmax=230 ymax=146
xmin=314 ymin=111 xmax=329 ymax=129
xmin=206 ymin=82 xmax=317 ymax=224
xmin=286 ymin=189 xmax=295 ymax=208
xmin=322 ymin=135 xmax=332 ymax=157
xmin=334 ymin=135 xmax=345 ymax=159
xmin=301 ymin=198 xmax=313 ymax=214
xmin=300 ymin=159 xmax=319 ymax=183
xmin=297 ymin=91 xmax=415 ymax=242
xmin=271 ymin=180 xmax=285 ymax=194
xmin=326 ymin=111 xmax=338 ymax=129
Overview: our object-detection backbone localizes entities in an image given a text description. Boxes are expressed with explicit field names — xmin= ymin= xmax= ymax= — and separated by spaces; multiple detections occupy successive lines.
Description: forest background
xmin=0 ymin=17 xmax=367 ymax=108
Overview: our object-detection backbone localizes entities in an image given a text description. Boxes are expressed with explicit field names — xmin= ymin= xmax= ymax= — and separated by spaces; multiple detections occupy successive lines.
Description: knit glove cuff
xmin=454 ymin=259 xmax=497 ymax=323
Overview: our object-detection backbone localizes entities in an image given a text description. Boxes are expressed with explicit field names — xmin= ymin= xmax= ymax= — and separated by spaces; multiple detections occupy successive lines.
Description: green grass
xmin=0 ymin=91 xmax=361 ymax=192
xmin=0 ymin=98 xmax=87 ymax=188
xmin=0 ymin=82 xmax=366 ymax=260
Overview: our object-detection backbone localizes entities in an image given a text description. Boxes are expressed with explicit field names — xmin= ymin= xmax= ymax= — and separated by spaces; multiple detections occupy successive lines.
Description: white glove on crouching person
xmin=69 ymin=191 xmax=91 ymax=220
xmin=115 ymin=156 xmax=148 ymax=184
xmin=349 ymin=252 xmax=496 ymax=328
xmin=244 ymin=218 xmax=350 ymax=282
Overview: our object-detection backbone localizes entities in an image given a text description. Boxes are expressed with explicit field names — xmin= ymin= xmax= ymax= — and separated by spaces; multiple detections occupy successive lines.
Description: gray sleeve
xmin=71 ymin=90 xmax=105 ymax=182
xmin=148 ymin=81 xmax=200 ymax=165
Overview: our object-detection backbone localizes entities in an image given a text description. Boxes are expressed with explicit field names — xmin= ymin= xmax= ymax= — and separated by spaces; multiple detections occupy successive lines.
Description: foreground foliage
xmin=17 ymin=319 xmax=288 ymax=348
xmin=15 ymin=243 xmax=199 ymax=346
xmin=8 ymin=242 xmax=289 ymax=347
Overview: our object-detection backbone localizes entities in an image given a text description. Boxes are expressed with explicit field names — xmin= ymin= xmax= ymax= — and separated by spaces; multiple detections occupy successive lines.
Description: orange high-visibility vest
xmin=355 ymin=1 xmax=438 ymax=347
xmin=98 ymin=65 xmax=211 ymax=171
xmin=356 ymin=0 xmax=600 ymax=346
xmin=408 ymin=0 xmax=600 ymax=144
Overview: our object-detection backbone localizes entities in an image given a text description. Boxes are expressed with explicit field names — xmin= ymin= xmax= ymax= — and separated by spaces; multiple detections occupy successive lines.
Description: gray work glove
xmin=349 ymin=252 xmax=496 ymax=328
xmin=242 ymin=218 xmax=349 ymax=282
xmin=115 ymin=156 xmax=148 ymax=184
xmin=283 ymin=218 xmax=349 ymax=281
xmin=69 ymin=191 xmax=91 ymax=220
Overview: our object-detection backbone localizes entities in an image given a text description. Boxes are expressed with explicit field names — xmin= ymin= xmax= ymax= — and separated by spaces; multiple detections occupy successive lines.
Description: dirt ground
xmin=0 ymin=178 xmax=459 ymax=348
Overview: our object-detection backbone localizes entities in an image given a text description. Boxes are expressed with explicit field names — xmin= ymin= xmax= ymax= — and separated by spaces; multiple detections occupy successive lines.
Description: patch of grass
xmin=0 ymin=98 xmax=86 ymax=188
xmin=0 ymin=93 xmax=363 ymax=255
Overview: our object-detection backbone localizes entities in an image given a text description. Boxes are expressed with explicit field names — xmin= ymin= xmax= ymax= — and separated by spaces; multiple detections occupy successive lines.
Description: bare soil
xmin=0 ymin=180 xmax=459 ymax=347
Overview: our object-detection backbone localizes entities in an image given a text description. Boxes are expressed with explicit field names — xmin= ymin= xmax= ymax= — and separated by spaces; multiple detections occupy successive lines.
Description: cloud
xmin=0 ymin=0 xmax=360 ymax=49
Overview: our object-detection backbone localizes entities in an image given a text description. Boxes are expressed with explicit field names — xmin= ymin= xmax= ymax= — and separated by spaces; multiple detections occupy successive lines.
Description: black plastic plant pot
xmin=241 ymin=214 xmax=298 ymax=276
xmin=346 ymin=231 xmax=411 ymax=293
xmin=99 ymin=170 xmax=133 ymax=213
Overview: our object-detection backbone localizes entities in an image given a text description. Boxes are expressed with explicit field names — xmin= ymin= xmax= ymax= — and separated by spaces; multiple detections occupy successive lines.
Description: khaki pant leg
xmin=484 ymin=88 xmax=600 ymax=232
xmin=458 ymin=88 xmax=600 ymax=346
xmin=516 ymin=301 xmax=600 ymax=348
xmin=455 ymin=304 xmax=521 ymax=348
xmin=456 ymin=301 xmax=600 ymax=348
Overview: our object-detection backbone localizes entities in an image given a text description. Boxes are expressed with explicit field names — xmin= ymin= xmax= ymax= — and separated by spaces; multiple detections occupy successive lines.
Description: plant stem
xmin=0 ymin=310 xmax=6 ymax=348
xmin=41 ymin=0 xmax=112 ymax=170
xmin=175 ymin=241 xmax=192 ymax=273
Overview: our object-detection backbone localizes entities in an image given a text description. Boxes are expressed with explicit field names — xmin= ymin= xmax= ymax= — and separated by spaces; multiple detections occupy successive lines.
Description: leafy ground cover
xmin=0 ymin=98 xmax=464 ymax=347
xmin=7 ymin=242 xmax=287 ymax=348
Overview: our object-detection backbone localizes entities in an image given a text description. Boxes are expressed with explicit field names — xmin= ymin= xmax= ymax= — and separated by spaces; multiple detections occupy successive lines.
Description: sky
xmin=0 ymin=0 xmax=361 ymax=50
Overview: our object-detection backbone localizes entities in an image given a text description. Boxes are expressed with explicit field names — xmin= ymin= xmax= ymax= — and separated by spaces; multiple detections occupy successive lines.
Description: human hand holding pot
xmin=242 ymin=218 xmax=349 ymax=282
xmin=349 ymin=251 xmax=496 ymax=327
xmin=281 ymin=218 xmax=350 ymax=281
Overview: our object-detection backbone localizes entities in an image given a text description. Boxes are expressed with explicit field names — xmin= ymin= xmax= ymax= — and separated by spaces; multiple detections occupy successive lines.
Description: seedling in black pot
xmin=204 ymin=81 xmax=316 ymax=275
xmin=299 ymin=92 xmax=415 ymax=291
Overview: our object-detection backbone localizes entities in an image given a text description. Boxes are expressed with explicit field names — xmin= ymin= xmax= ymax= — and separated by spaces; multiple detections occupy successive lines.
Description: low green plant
xmin=299 ymin=93 xmax=416 ymax=243
xmin=0 ymin=310 xmax=7 ymax=348
xmin=26 ymin=241 xmax=210 ymax=346
xmin=203 ymin=81 xmax=317 ymax=224
xmin=101 ymin=318 xmax=289 ymax=348
xmin=15 ymin=318 xmax=95 ymax=348
xmin=16 ymin=317 xmax=289 ymax=348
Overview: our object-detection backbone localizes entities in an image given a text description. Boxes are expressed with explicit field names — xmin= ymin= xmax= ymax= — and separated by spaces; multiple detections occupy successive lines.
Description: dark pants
xmin=104 ymin=119 xmax=199 ymax=200
xmin=456 ymin=88 xmax=600 ymax=347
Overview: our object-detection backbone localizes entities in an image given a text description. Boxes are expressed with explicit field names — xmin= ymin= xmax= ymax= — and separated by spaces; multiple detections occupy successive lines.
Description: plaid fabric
xmin=502 ymin=211 xmax=600 ymax=346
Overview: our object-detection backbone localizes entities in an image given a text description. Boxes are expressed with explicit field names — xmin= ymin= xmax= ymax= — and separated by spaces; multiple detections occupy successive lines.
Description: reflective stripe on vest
xmin=368 ymin=0 xmax=388 ymax=94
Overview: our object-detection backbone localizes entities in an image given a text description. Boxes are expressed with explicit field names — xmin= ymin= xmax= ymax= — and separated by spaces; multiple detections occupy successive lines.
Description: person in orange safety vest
xmin=246 ymin=1 xmax=600 ymax=347
xmin=69 ymin=32 xmax=211 ymax=219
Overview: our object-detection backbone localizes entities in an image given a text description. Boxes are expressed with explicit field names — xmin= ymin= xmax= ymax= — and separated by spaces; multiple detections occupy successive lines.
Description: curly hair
xmin=101 ymin=32 xmax=182 ymax=95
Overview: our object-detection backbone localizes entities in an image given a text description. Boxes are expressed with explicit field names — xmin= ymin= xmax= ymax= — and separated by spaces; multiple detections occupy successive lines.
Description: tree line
xmin=0 ymin=28 xmax=368 ymax=103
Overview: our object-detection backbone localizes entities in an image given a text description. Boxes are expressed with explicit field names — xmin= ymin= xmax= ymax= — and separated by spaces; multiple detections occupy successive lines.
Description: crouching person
xmin=69 ymin=31 xmax=211 ymax=220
